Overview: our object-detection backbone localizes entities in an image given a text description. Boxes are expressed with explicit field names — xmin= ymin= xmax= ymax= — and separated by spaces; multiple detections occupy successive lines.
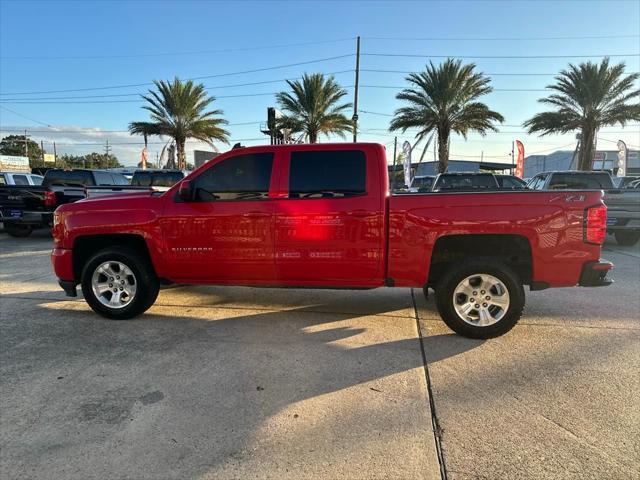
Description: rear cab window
xmin=43 ymin=170 xmax=94 ymax=187
xmin=433 ymin=174 xmax=498 ymax=191
xmin=548 ymin=173 xmax=613 ymax=189
xmin=288 ymin=150 xmax=366 ymax=199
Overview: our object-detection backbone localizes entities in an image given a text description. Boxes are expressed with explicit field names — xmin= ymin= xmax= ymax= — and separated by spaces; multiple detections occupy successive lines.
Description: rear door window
xmin=13 ymin=175 xmax=29 ymax=185
xmin=288 ymin=150 xmax=366 ymax=198
xmin=193 ymin=152 xmax=274 ymax=201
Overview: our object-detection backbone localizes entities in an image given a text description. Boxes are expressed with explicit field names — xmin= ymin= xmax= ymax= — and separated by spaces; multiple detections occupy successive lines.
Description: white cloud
xmin=0 ymin=125 xmax=222 ymax=166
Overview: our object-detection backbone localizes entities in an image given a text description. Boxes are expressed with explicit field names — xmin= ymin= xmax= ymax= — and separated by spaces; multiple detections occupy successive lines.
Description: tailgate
xmin=0 ymin=185 xmax=47 ymax=212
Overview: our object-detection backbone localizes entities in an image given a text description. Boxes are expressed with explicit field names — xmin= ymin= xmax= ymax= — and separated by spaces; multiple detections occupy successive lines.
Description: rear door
xmin=273 ymin=146 xmax=385 ymax=286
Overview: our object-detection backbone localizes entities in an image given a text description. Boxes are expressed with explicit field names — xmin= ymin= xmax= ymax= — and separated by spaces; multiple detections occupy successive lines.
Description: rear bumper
xmin=0 ymin=211 xmax=53 ymax=229
xmin=578 ymin=260 xmax=613 ymax=287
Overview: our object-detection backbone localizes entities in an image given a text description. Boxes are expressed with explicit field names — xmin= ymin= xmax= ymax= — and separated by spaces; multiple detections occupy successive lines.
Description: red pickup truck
xmin=51 ymin=143 xmax=612 ymax=338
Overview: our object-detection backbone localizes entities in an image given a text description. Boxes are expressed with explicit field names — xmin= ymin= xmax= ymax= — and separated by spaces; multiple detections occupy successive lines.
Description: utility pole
xmin=41 ymin=140 xmax=45 ymax=166
xmin=24 ymin=129 xmax=29 ymax=157
xmin=352 ymin=36 xmax=361 ymax=143
xmin=104 ymin=139 xmax=112 ymax=157
xmin=53 ymin=142 xmax=57 ymax=167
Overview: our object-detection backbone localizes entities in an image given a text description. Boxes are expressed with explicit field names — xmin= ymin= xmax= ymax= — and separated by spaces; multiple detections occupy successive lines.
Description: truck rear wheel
xmin=5 ymin=224 xmax=33 ymax=237
xmin=81 ymin=247 xmax=159 ymax=320
xmin=434 ymin=259 xmax=524 ymax=339
xmin=614 ymin=231 xmax=640 ymax=246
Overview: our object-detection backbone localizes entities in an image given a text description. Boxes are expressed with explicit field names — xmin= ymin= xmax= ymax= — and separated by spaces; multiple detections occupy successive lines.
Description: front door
xmin=160 ymin=151 xmax=277 ymax=283
xmin=274 ymin=147 xmax=385 ymax=287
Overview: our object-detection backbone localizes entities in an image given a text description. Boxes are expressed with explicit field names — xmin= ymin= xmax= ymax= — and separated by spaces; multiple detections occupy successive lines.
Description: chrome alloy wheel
xmin=91 ymin=261 xmax=137 ymax=309
xmin=452 ymin=273 xmax=510 ymax=327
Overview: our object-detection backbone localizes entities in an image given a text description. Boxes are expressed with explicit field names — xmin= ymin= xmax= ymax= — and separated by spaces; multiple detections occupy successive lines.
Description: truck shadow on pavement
xmin=1 ymin=288 xmax=482 ymax=479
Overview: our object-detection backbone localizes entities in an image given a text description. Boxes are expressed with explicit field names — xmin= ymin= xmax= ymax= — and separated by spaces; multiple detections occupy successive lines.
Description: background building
xmin=524 ymin=149 xmax=640 ymax=178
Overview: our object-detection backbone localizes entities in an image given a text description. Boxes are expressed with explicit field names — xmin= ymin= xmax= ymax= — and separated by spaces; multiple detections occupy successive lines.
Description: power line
xmin=0 ymin=106 xmax=51 ymax=126
xmin=0 ymin=121 xmax=265 ymax=133
xmin=0 ymin=54 xmax=355 ymax=96
xmin=0 ymin=71 xmax=354 ymax=101
xmin=0 ymin=38 xmax=355 ymax=60
xmin=48 ymin=137 xmax=267 ymax=146
xmin=362 ymin=68 xmax=640 ymax=76
xmin=597 ymin=137 xmax=640 ymax=149
xmin=362 ymin=52 xmax=640 ymax=59
xmin=363 ymin=34 xmax=640 ymax=41
xmin=360 ymin=84 xmax=550 ymax=92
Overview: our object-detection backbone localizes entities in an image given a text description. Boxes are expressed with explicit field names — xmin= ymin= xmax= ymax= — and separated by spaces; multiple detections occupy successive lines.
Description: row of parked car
xmin=2 ymin=167 xmax=639 ymax=246
xmin=0 ymin=168 xmax=185 ymax=237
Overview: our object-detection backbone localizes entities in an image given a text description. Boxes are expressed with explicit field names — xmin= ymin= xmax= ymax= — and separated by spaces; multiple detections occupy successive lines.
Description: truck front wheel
xmin=81 ymin=247 xmax=159 ymax=320
xmin=434 ymin=259 xmax=524 ymax=339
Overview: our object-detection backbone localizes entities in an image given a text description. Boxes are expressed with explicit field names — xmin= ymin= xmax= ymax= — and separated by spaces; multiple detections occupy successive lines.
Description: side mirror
xmin=178 ymin=180 xmax=193 ymax=201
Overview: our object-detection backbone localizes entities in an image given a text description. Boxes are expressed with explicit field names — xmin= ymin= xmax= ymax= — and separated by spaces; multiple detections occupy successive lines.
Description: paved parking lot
xmin=1 ymin=231 xmax=638 ymax=479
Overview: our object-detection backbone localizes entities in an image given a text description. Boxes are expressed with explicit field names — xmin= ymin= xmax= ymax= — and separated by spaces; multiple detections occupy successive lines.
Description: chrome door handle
xmin=242 ymin=212 xmax=270 ymax=218
xmin=349 ymin=210 xmax=373 ymax=217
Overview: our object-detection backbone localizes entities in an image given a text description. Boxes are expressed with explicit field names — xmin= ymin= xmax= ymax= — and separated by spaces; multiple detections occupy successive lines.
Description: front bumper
xmin=578 ymin=260 xmax=613 ymax=287
xmin=51 ymin=247 xmax=75 ymax=280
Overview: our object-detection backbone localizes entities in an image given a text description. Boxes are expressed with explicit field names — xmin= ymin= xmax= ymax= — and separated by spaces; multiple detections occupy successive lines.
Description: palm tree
xmin=389 ymin=59 xmax=504 ymax=173
xmin=275 ymin=73 xmax=353 ymax=143
xmin=129 ymin=77 xmax=229 ymax=170
xmin=524 ymin=58 xmax=640 ymax=171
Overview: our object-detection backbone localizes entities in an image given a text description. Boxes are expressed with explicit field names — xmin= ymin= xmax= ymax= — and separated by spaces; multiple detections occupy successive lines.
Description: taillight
xmin=44 ymin=190 xmax=57 ymax=207
xmin=585 ymin=204 xmax=607 ymax=245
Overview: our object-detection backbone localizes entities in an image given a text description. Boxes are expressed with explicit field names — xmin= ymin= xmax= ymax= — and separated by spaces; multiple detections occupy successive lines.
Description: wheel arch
xmin=72 ymin=234 xmax=155 ymax=281
xmin=427 ymin=234 xmax=533 ymax=288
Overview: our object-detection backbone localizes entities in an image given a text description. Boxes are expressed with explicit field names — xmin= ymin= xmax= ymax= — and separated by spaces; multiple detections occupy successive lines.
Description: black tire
xmin=5 ymin=224 xmax=33 ymax=237
xmin=434 ymin=259 xmax=525 ymax=339
xmin=81 ymin=246 xmax=159 ymax=320
xmin=614 ymin=230 xmax=640 ymax=246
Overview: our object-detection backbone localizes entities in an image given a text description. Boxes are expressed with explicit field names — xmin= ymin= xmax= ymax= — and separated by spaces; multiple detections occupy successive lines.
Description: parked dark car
xmin=0 ymin=169 xmax=129 ymax=237
xmin=613 ymin=176 xmax=640 ymax=188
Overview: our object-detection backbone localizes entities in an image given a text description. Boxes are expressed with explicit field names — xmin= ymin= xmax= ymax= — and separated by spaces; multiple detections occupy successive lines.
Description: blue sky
xmin=1 ymin=0 xmax=639 ymax=166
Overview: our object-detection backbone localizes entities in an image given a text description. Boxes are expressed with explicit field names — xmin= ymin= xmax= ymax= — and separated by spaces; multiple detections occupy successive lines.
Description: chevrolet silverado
xmin=52 ymin=143 xmax=612 ymax=338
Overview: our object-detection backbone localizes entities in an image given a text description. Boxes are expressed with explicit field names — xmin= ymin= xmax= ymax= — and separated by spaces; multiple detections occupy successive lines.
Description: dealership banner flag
xmin=617 ymin=140 xmax=627 ymax=177
xmin=141 ymin=147 xmax=148 ymax=170
xmin=515 ymin=140 xmax=525 ymax=178
xmin=402 ymin=141 xmax=412 ymax=187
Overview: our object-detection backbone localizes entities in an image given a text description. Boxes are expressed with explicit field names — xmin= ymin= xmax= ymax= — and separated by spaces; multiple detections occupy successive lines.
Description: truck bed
xmin=387 ymin=190 xmax=604 ymax=288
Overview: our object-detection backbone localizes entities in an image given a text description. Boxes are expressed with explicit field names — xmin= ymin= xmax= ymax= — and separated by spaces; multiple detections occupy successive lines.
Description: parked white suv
xmin=0 ymin=171 xmax=44 ymax=186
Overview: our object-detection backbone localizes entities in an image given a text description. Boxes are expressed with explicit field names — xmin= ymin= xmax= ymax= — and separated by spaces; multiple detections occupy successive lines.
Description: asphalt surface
xmin=1 ymin=231 xmax=638 ymax=479
xmin=418 ymin=241 xmax=640 ymax=480
xmin=0 ymin=231 xmax=440 ymax=480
